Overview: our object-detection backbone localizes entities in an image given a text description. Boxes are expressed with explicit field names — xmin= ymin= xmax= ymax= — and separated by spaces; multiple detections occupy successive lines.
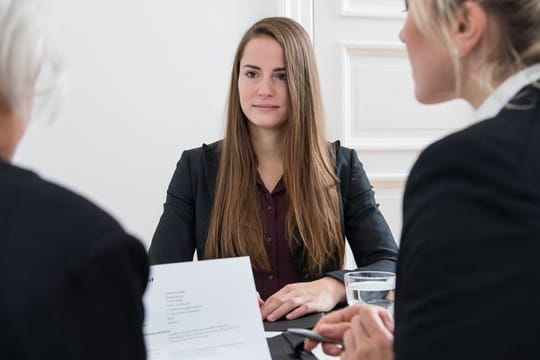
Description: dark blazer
xmin=149 ymin=141 xmax=398 ymax=282
xmin=0 ymin=160 xmax=149 ymax=359
xmin=395 ymin=85 xmax=540 ymax=359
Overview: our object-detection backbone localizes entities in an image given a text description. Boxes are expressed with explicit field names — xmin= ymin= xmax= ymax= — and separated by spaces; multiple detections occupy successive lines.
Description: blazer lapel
xmin=202 ymin=141 xmax=220 ymax=201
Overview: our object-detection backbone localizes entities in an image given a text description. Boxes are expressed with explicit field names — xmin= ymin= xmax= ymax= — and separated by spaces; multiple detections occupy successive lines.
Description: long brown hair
xmin=205 ymin=17 xmax=344 ymax=275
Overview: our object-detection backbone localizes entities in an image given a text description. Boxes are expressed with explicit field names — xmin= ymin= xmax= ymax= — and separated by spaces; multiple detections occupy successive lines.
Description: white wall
xmin=13 ymin=0 xmax=474 ymax=253
xmin=14 ymin=0 xmax=277 ymax=247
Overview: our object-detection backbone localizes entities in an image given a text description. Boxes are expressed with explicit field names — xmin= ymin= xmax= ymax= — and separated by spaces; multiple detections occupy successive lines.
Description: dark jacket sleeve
xmin=149 ymin=150 xmax=197 ymax=264
xmin=325 ymin=146 xmax=398 ymax=282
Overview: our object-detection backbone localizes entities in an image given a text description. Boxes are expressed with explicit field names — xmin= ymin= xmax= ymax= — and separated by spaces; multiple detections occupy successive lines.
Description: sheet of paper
xmin=143 ymin=257 xmax=271 ymax=360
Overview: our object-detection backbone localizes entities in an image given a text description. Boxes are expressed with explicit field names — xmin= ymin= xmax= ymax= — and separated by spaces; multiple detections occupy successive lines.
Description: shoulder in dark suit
xmin=149 ymin=140 xmax=397 ymax=280
xmin=0 ymin=160 xmax=149 ymax=360
xmin=395 ymin=86 xmax=540 ymax=359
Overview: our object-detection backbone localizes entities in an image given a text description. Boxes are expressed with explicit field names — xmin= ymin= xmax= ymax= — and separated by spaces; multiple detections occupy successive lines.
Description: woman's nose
xmin=257 ymin=77 xmax=274 ymax=97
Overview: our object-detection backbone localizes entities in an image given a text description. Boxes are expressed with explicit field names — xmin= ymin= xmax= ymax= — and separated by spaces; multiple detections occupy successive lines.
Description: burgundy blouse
xmin=253 ymin=174 xmax=301 ymax=300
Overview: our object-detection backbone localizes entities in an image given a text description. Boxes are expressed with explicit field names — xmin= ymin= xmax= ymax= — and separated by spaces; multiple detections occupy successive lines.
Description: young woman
xmin=307 ymin=0 xmax=540 ymax=359
xmin=0 ymin=0 xmax=148 ymax=358
xmin=149 ymin=17 xmax=397 ymax=321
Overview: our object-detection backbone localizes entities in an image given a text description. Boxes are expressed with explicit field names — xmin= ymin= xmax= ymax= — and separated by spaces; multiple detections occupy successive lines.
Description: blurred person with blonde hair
xmin=306 ymin=0 xmax=540 ymax=359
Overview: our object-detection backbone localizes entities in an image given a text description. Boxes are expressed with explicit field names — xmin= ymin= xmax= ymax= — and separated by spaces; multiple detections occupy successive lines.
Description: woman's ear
xmin=451 ymin=1 xmax=488 ymax=58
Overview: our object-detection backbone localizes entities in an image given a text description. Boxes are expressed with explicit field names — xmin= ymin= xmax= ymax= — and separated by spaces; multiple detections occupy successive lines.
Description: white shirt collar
xmin=475 ymin=63 xmax=540 ymax=121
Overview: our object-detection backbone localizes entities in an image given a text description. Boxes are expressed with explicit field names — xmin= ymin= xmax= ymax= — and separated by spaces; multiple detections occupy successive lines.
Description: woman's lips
xmin=253 ymin=104 xmax=279 ymax=111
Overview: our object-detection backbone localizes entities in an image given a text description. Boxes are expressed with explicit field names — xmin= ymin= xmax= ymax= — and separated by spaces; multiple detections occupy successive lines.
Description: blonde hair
xmin=0 ymin=0 xmax=64 ymax=117
xmin=411 ymin=0 xmax=540 ymax=94
xmin=205 ymin=17 xmax=344 ymax=275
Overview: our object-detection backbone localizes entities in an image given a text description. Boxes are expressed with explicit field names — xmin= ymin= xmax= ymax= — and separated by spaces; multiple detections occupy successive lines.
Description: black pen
xmin=287 ymin=328 xmax=344 ymax=347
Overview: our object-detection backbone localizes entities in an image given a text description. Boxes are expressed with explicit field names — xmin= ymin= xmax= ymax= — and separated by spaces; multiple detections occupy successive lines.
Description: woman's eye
xmin=274 ymin=72 xmax=287 ymax=81
xmin=246 ymin=71 xmax=258 ymax=79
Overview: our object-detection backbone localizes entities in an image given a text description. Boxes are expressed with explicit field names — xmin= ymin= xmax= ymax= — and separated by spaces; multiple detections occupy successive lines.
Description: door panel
xmin=308 ymin=0 xmax=474 ymax=266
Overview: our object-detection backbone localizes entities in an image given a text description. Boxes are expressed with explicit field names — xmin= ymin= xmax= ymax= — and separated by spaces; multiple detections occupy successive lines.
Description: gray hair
xmin=0 ymin=0 xmax=64 ymax=118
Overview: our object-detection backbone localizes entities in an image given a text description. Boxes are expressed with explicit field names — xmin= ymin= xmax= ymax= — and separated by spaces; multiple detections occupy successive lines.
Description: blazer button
xmin=268 ymin=275 xmax=274 ymax=280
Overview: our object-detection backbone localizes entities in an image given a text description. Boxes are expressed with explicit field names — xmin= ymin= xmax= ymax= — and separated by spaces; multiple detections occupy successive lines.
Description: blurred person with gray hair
xmin=0 ymin=1 xmax=148 ymax=358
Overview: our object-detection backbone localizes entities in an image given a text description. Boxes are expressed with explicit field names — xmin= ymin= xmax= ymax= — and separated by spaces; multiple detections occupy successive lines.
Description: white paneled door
xmin=283 ymin=0 xmax=474 ymax=266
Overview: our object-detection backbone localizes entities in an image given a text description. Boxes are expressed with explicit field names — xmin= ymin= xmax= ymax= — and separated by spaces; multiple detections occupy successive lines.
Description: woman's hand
xmin=260 ymin=277 xmax=345 ymax=321
xmin=304 ymin=304 xmax=394 ymax=360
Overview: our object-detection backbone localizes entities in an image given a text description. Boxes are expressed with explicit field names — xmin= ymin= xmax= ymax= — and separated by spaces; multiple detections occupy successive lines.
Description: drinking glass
xmin=344 ymin=271 xmax=396 ymax=310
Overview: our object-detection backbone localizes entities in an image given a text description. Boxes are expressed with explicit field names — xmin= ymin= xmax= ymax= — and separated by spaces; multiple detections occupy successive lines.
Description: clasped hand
xmin=258 ymin=277 xmax=345 ymax=322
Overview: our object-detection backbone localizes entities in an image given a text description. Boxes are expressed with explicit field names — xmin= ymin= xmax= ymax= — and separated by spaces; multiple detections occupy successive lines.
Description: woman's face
xmin=238 ymin=36 xmax=289 ymax=132
xmin=400 ymin=0 xmax=457 ymax=104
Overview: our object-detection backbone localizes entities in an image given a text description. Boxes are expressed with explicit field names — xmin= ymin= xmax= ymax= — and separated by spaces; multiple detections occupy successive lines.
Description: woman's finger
xmin=303 ymin=322 xmax=349 ymax=351
xmin=342 ymin=329 xmax=358 ymax=360
xmin=355 ymin=309 xmax=393 ymax=339
xmin=285 ymin=301 xmax=313 ymax=320
xmin=321 ymin=342 xmax=345 ymax=356
xmin=260 ymin=293 xmax=285 ymax=319
xmin=318 ymin=323 xmax=350 ymax=339
xmin=380 ymin=308 xmax=395 ymax=333
xmin=266 ymin=296 xmax=305 ymax=321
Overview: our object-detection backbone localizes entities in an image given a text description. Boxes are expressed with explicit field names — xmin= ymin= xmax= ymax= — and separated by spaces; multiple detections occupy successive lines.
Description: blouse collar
xmin=475 ymin=63 xmax=540 ymax=121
